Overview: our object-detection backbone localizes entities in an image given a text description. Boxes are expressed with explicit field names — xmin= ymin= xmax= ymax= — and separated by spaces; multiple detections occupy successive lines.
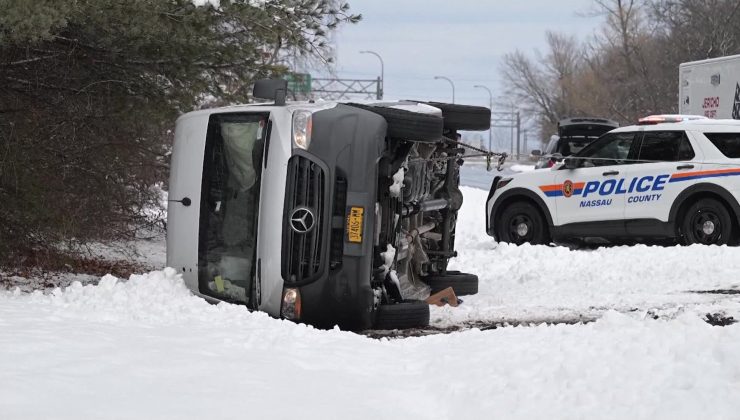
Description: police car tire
xmin=423 ymin=272 xmax=478 ymax=296
xmin=496 ymin=201 xmax=549 ymax=245
xmin=680 ymin=198 xmax=733 ymax=245
xmin=348 ymin=104 xmax=443 ymax=142
xmin=425 ymin=102 xmax=492 ymax=131
xmin=374 ymin=299 xmax=430 ymax=330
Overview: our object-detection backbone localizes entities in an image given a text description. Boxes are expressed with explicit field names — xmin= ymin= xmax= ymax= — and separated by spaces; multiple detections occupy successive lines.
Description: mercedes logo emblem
xmin=290 ymin=207 xmax=315 ymax=234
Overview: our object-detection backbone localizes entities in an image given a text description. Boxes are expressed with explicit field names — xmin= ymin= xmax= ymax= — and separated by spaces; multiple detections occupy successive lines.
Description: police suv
xmin=487 ymin=116 xmax=740 ymax=246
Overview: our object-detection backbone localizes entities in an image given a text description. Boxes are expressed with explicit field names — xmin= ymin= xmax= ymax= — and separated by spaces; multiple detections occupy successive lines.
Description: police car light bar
xmin=637 ymin=114 xmax=708 ymax=125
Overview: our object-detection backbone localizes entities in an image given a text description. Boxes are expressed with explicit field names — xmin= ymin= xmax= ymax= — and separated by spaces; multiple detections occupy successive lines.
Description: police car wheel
xmin=497 ymin=201 xmax=549 ymax=245
xmin=681 ymin=198 xmax=733 ymax=245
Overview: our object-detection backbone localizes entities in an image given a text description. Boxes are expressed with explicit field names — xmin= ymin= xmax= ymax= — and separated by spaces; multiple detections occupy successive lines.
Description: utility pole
xmin=516 ymin=111 xmax=521 ymax=160
xmin=510 ymin=105 xmax=515 ymax=155
xmin=359 ymin=50 xmax=384 ymax=99
xmin=434 ymin=76 xmax=455 ymax=103
xmin=522 ymin=129 xmax=528 ymax=155
xmin=473 ymin=85 xmax=493 ymax=151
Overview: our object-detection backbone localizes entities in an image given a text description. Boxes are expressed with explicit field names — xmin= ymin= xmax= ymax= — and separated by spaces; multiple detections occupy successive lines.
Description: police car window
xmin=705 ymin=133 xmax=740 ymax=158
xmin=575 ymin=132 xmax=634 ymax=167
xmin=638 ymin=131 xmax=694 ymax=162
xmin=677 ymin=135 xmax=695 ymax=161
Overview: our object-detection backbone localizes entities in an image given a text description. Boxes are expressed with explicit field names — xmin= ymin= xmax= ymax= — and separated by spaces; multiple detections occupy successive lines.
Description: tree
xmin=500 ymin=0 xmax=740 ymax=142
xmin=501 ymin=31 xmax=585 ymax=141
xmin=0 ymin=0 xmax=359 ymax=265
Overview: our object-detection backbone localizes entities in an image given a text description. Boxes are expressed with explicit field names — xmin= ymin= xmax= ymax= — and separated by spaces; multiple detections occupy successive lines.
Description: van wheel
xmin=347 ymin=103 xmax=443 ymax=142
xmin=680 ymin=198 xmax=733 ymax=245
xmin=496 ymin=201 xmax=549 ymax=245
xmin=374 ymin=300 xmax=430 ymax=330
xmin=424 ymin=102 xmax=491 ymax=131
xmin=423 ymin=272 xmax=478 ymax=296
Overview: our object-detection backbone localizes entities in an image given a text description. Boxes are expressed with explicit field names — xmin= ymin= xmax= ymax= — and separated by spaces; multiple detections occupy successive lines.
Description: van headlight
xmin=281 ymin=288 xmax=302 ymax=320
xmin=292 ymin=110 xmax=313 ymax=149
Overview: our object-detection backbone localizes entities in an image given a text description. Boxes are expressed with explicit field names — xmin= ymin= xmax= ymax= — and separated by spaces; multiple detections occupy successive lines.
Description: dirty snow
xmin=2 ymin=182 xmax=740 ymax=418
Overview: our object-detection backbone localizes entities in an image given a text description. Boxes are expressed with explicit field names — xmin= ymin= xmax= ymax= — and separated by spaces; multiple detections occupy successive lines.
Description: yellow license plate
xmin=347 ymin=206 xmax=364 ymax=243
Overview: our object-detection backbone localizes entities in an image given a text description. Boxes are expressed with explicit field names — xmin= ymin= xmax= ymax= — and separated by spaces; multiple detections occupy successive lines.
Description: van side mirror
xmin=530 ymin=149 xmax=542 ymax=157
xmin=253 ymin=79 xmax=288 ymax=105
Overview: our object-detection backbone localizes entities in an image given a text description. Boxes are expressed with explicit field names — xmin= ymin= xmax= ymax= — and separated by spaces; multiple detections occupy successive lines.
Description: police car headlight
xmin=292 ymin=110 xmax=312 ymax=149
xmin=497 ymin=178 xmax=513 ymax=189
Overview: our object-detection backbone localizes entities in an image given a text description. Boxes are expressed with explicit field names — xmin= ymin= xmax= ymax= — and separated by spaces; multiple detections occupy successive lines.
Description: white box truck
xmin=679 ymin=54 xmax=740 ymax=120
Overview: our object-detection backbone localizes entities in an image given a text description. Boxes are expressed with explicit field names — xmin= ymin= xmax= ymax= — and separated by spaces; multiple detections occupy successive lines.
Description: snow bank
xmin=1 ymin=269 xmax=739 ymax=419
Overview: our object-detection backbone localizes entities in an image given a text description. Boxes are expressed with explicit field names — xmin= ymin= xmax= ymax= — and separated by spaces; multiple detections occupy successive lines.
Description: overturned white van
xmin=166 ymin=80 xmax=491 ymax=330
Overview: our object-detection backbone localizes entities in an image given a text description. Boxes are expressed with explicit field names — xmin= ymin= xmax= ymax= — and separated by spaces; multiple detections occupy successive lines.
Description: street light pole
xmin=473 ymin=84 xmax=493 ymax=151
xmin=434 ymin=76 xmax=455 ymax=104
xmin=360 ymin=50 xmax=384 ymax=99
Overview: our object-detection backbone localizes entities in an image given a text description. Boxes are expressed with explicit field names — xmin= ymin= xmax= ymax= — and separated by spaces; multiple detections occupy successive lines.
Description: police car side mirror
xmin=563 ymin=157 xmax=578 ymax=170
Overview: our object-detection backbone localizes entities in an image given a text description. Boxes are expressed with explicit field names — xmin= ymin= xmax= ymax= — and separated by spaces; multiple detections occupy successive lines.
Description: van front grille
xmin=282 ymin=155 xmax=327 ymax=283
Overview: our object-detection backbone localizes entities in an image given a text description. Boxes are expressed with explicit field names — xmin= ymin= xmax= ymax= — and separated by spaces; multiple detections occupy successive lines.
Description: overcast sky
xmin=330 ymin=0 xmax=604 ymax=108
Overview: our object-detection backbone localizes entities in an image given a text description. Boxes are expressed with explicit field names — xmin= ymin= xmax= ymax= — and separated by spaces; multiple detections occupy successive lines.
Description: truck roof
xmin=679 ymin=53 xmax=740 ymax=68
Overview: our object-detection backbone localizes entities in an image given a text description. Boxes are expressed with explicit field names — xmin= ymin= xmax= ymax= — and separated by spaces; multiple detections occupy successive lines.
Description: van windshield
xmin=198 ymin=113 xmax=268 ymax=304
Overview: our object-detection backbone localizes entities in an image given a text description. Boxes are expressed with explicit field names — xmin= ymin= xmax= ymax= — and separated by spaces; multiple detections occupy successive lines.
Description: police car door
xmin=623 ymin=130 xmax=698 ymax=226
xmin=554 ymin=132 xmax=638 ymax=224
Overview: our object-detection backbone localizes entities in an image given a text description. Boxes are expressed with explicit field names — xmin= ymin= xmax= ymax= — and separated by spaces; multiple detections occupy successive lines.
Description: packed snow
xmin=2 ymin=178 xmax=740 ymax=418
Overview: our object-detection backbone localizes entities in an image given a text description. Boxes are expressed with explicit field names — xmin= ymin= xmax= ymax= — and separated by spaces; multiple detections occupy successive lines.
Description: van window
xmin=705 ymin=133 xmax=740 ymax=158
xmin=637 ymin=131 xmax=694 ymax=162
xmin=198 ymin=113 xmax=268 ymax=304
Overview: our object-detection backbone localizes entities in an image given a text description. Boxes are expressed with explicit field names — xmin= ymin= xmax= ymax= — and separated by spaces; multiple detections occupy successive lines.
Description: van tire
xmin=423 ymin=272 xmax=478 ymax=296
xmin=425 ymin=102 xmax=491 ymax=131
xmin=374 ymin=299 xmax=430 ymax=330
xmin=348 ymin=104 xmax=443 ymax=142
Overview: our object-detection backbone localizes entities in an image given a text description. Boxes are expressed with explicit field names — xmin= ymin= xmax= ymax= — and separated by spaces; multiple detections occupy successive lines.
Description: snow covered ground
xmin=2 ymin=177 xmax=740 ymax=419
xmin=438 ymin=186 xmax=740 ymax=327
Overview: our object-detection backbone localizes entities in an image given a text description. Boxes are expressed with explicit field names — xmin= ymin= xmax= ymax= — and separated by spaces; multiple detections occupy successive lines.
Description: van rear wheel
xmin=423 ymin=271 xmax=478 ymax=296
xmin=374 ymin=300 xmax=430 ymax=330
